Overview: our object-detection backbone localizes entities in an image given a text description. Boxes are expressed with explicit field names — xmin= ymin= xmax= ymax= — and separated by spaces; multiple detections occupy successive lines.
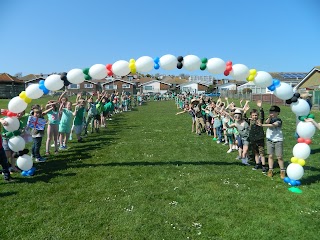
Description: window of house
xmin=144 ymin=86 xmax=153 ymax=90
xmin=105 ymin=85 xmax=117 ymax=90
xmin=84 ymin=84 xmax=93 ymax=88
xmin=68 ymin=84 xmax=80 ymax=89
xmin=122 ymin=84 xmax=131 ymax=89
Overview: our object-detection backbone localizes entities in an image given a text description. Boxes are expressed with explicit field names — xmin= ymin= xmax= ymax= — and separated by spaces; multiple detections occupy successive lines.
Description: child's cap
xmin=269 ymin=105 xmax=280 ymax=113
xmin=234 ymin=109 xmax=242 ymax=115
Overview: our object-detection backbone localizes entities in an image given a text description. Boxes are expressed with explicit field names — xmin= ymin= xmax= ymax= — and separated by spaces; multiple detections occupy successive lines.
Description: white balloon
xmin=286 ymin=163 xmax=304 ymax=180
xmin=293 ymin=143 xmax=311 ymax=159
xmin=253 ymin=71 xmax=273 ymax=88
xmin=290 ymin=99 xmax=310 ymax=116
xmin=296 ymin=121 xmax=316 ymax=139
xmin=230 ymin=64 xmax=250 ymax=81
xmin=112 ymin=60 xmax=131 ymax=76
xmin=8 ymin=96 xmax=28 ymax=114
xmin=25 ymin=84 xmax=44 ymax=99
xmin=135 ymin=56 xmax=154 ymax=73
xmin=183 ymin=55 xmax=201 ymax=71
xmin=17 ymin=154 xmax=33 ymax=171
xmin=273 ymin=82 xmax=293 ymax=100
xmin=89 ymin=64 xmax=107 ymax=79
xmin=8 ymin=136 xmax=25 ymax=152
xmin=44 ymin=74 xmax=64 ymax=91
xmin=3 ymin=117 xmax=20 ymax=132
xmin=206 ymin=58 xmax=225 ymax=74
xmin=67 ymin=69 xmax=85 ymax=84
xmin=159 ymin=54 xmax=177 ymax=70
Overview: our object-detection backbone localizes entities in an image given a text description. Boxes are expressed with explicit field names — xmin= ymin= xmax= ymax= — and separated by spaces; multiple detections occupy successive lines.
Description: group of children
xmin=0 ymin=90 xmax=134 ymax=181
xmin=176 ymin=95 xmax=285 ymax=179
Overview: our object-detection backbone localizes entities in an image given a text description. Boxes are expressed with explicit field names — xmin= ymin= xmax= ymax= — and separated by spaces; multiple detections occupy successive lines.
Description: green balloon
xmin=200 ymin=63 xmax=207 ymax=71
xmin=201 ymin=58 xmax=208 ymax=63
xmin=83 ymin=68 xmax=90 ymax=75
xmin=288 ymin=187 xmax=302 ymax=194
xmin=85 ymin=74 xmax=92 ymax=80
xmin=308 ymin=114 xmax=315 ymax=119
xmin=298 ymin=116 xmax=306 ymax=121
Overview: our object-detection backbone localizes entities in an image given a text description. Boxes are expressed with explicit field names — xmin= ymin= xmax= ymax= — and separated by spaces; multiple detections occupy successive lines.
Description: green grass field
xmin=1 ymin=97 xmax=320 ymax=239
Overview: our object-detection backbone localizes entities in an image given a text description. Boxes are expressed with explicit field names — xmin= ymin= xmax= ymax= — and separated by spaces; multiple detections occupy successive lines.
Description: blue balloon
xmin=295 ymin=180 xmax=301 ymax=186
xmin=290 ymin=179 xmax=297 ymax=186
xmin=42 ymin=87 xmax=50 ymax=95
xmin=154 ymin=63 xmax=160 ymax=70
xmin=21 ymin=171 xmax=28 ymax=176
xmin=273 ymin=79 xmax=280 ymax=87
xmin=284 ymin=177 xmax=290 ymax=183
xmin=39 ymin=80 xmax=45 ymax=85
xmin=154 ymin=57 xmax=160 ymax=64
xmin=267 ymin=85 xmax=275 ymax=91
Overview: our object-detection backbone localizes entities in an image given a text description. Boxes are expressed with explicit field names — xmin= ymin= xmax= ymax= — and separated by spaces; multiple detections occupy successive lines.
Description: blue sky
xmin=1 ymin=0 xmax=319 ymax=77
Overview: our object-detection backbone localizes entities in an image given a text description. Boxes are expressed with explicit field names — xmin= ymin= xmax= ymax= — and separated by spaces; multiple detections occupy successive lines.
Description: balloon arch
xmin=4 ymin=54 xmax=315 ymax=188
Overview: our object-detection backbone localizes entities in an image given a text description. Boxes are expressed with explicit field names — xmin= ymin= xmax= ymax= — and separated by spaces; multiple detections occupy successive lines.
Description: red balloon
xmin=226 ymin=61 xmax=232 ymax=66
xmin=304 ymin=139 xmax=312 ymax=145
xmin=226 ymin=65 xmax=232 ymax=71
xmin=1 ymin=109 xmax=8 ymax=115
xmin=297 ymin=138 xmax=304 ymax=143
xmin=106 ymin=64 xmax=112 ymax=70
xmin=107 ymin=70 xmax=113 ymax=76
xmin=7 ymin=111 xmax=17 ymax=117
xmin=224 ymin=70 xmax=230 ymax=76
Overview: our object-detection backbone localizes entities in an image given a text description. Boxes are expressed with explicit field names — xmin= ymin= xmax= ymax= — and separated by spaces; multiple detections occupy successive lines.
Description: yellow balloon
xmin=19 ymin=91 xmax=26 ymax=99
xmin=247 ymin=75 xmax=254 ymax=81
xmin=249 ymin=69 xmax=257 ymax=76
xmin=291 ymin=157 xmax=298 ymax=163
xmin=129 ymin=59 xmax=135 ymax=63
xmin=298 ymin=159 xmax=306 ymax=166
xmin=129 ymin=63 xmax=135 ymax=68
xmin=24 ymin=96 xmax=32 ymax=104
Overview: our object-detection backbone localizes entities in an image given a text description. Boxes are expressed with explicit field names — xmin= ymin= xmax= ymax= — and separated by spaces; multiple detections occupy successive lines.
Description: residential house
xmin=67 ymin=80 xmax=101 ymax=95
xmin=101 ymin=79 xmax=137 ymax=95
xmin=0 ymin=73 xmax=25 ymax=99
xmin=294 ymin=67 xmax=320 ymax=90
xmin=178 ymin=82 xmax=209 ymax=94
xmin=139 ymin=80 xmax=172 ymax=94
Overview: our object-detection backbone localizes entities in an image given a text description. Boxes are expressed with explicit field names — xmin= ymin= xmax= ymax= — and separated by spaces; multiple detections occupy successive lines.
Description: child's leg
xmin=64 ymin=133 xmax=70 ymax=147
xmin=59 ymin=132 xmax=64 ymax=146
xmin=34 ymin=137 xmax=42 ymax=158
xmin=53 ymin=125 xmax=59 ymax=152
xmin=46 ymin=124 xmax=53 ymax=153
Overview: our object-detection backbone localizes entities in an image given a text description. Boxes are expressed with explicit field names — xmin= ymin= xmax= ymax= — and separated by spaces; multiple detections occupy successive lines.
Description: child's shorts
xmin=74 ymin=125 xmax=83 ymax=135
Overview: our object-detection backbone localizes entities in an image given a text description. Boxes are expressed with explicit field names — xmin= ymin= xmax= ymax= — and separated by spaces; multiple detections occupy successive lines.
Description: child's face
xmin=61 ymin=97 xmax=67 ymax=102
xmin=251 ymin=113 xmax=258 ymax=120
xmin=66 ymin=102 xmax=72 ymax=110
xmin=269 ymin=111 xmax=279 ymax=118
xmin=34 ymin=111 xmax=41 ymax=117
xmin=234 ymin=114 xmax=242 ymax=121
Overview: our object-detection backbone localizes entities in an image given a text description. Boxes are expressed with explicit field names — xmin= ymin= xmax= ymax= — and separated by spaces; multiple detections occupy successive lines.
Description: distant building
xmin=0 ymin=73 xmax=24 ymax=99
xmin=178 ymin=82 xmax=209 ymax=94
xmin=101 ymin=79 xmax=137 ymax=95
xmin=139 ymin=80 xmax=171 ymax=94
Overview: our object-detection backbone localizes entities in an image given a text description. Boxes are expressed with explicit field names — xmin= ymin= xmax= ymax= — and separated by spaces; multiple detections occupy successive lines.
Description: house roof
xmin=19 ymin=74 xmax=44 ymax=82
xmin=132 ymin=77 xmax=153 ymax=84
xmin=162 ymin=76 xmax=189 ymax=85
xmin=101 ymin=79 xmax=135 ymax=86
xmin=0 ymin=73 xmax=24 ymax=83
xmin=294 ymin=66 xmax=320 ymax=90
xmin=138 ymin=79 xmax=172 ymax=87
xmin=178 ymin=81 xmax=209 ymax=87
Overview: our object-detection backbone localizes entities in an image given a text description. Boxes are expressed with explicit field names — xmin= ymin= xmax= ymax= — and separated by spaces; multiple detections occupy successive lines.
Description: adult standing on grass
xmin=261 ymin=105 xmax=286 ymax=179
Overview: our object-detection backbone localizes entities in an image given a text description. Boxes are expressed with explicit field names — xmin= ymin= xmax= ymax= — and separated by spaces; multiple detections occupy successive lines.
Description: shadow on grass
xmin=68 ymin=160 xmax=243 ymax=169
xmin=0 ymin=191 xmax=18 ymax=197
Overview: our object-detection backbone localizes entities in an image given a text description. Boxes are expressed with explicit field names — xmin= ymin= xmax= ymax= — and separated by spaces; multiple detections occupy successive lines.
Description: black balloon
xmin=286 ymin=99 xmax=292 ymax=104
xmin=294 ymin=93 xmax=300 ymax=98
xmin=291 ymin=96 xmax=298 ymax=102
xmin=177 ymin=56 xmax=183 ymax=62
xmin=177 ymin=62 xmax=183 ymax=69
xmin=63 ymin=79 xmax=71 ymax=86
xmin=60 ymin=72 xmax=68 ymax=81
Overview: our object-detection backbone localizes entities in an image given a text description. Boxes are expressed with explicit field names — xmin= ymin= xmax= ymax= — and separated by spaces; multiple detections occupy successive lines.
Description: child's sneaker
xmin=235 ymin=155 xmax=241 ymax=160
xmin=35 ymin=157 xmax=46 ymax=162
xmin=262 ymin=166 xmax=267 ymax=174
xmin=224 ymin=142 xmax=228 ymax=145
xmin=242 ymin=158 xmax=250 ymax=166
xmin=227 ymin=149 xmax=232 ymax=153
xmin=280 ymin=170 xmax=286 ymax=179
xmin=267 ymin=169 xmax=274 ymax=177
xmin=216 ymin=141 xmax=221 ymax=144
xmin=252 ymin=164 xmax=261 ymax=170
